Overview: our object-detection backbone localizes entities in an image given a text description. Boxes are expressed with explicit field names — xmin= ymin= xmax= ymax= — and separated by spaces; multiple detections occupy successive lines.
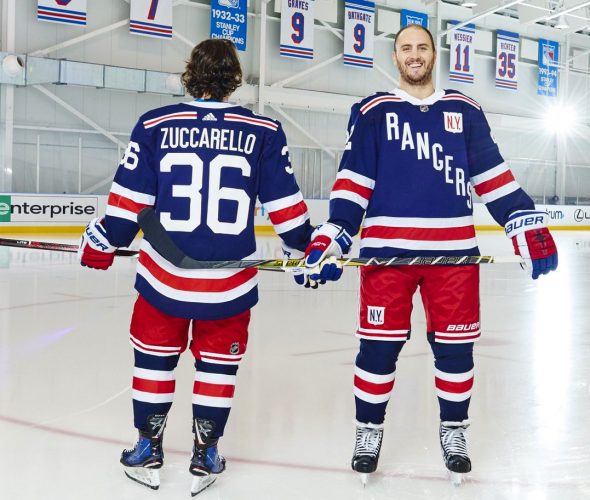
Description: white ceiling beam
xmin=271 ymin=54 xmax=342 ymax=88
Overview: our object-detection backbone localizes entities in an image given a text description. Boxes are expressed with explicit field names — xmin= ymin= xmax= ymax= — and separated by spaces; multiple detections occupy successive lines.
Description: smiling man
xmin=302 ymin=24 xmax=558 ymax=484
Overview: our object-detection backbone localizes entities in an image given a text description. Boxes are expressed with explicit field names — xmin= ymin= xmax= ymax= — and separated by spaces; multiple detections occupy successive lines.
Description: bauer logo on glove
xmin=78 ymin=217 xmax=117 ymax=270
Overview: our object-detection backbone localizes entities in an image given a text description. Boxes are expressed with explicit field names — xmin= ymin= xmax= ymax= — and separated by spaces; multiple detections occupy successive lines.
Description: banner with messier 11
xmin=448 ymin=21 xmax=476 ymax=85
xmin=343 ymin=1 xmax=375 ymax=68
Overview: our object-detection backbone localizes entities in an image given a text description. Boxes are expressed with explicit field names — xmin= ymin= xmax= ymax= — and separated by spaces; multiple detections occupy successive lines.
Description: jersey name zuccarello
xmin=160 ymin=127 xmax=257 ymax=154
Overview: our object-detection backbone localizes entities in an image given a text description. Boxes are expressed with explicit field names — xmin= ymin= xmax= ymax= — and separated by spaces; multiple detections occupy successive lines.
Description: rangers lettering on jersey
xmin=384 ymin=112 xmax=471 ymax=207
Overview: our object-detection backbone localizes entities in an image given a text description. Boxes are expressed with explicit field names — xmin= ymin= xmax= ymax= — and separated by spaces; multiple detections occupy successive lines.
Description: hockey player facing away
xmin=303 ymin=25 xmax=558 ymax=484
xmin=78 ymin=39 xmax=314 ymax=495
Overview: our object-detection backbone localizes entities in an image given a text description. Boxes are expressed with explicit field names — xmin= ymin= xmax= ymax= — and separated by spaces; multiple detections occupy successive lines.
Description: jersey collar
xmin=392 ymin=88 xmax=445 ymax=106
xmin=186 ymin=100 xmax=237 ymax=109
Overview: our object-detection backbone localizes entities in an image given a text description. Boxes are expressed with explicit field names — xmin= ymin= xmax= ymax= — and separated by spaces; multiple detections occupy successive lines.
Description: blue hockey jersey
xmin=329 ymin=88 xmax=535 ymax=257
xmin=104 ymin=100 xmax=313 ymax=319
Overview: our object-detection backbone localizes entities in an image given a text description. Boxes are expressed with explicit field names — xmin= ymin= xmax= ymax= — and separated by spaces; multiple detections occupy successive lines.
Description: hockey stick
xmin=0 ymin=237 xmax=138 ymax=257
xmin=137 ymin=208 xmax=524 ymax=270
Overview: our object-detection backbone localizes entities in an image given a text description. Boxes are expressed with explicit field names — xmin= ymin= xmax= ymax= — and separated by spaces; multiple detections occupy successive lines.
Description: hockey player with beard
xmin=302 ymin=24 xmax=558 ymax=485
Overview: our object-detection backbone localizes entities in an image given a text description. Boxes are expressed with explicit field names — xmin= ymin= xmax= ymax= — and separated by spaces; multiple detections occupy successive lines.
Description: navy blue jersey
xmin=104 ymin=100 xmax=313 ymax=319
xmin=329 ymin=88 xmax=535 ymax=258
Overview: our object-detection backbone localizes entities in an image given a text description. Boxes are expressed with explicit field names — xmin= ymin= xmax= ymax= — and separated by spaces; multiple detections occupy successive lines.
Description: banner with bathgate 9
xmin=343 ymin=1 xmax=375 ymax=69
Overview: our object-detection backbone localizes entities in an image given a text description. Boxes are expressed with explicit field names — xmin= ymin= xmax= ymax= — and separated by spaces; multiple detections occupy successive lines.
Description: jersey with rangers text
xmin=329 ymin=88 xmax=535 ymax=257
xmin=104 ymin=100 xmax=313 ymax=319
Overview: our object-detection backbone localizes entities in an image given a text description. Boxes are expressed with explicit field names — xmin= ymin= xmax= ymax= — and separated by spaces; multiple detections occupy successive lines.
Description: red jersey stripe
xmin=333 ymin=179 xmax=373 ymax=200
xmin=354 ymin=375 xmax=395 ymax=395
xmin=139 ymin=251 xmax=257 ymax=292
xmin=193 ymin=381 xmax=235 ymax=398
xmin=435 ymin=377 xmax=474 ymax=394
xmin=267 ymin=200 xmax=308 ymax=225
xmin=107 ymin=192 xmax=152 ymax=214
xmin=361 ymin=225 xmax=476 ymax=241
xmin=473 ymin=170 xmax=515 ymax=196
xmin=133 ymin=377 xmax=176 ymax=394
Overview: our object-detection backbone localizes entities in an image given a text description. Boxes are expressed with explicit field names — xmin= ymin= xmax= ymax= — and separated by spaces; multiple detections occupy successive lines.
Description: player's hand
xmin=78 ymin=217 xmax=116 ymax=270
xmin=282 ymin=244 xmax=320 ymax=288
xmin=304 ymin=223 xmax=352 ymax=283
xmin=505 ymin=210 xmax=558 ymax=279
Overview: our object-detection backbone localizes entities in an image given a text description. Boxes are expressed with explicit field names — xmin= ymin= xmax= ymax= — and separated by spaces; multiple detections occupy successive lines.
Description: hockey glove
xmin=78 ymin=217 xmax=116 ymax=270
xmin=304 ymin=223 xmax=353 ymax=283
xmin=282 ymin=244 xmax=321 ymax=288
xmin=505 ymin=210 xmax=558 ymax=280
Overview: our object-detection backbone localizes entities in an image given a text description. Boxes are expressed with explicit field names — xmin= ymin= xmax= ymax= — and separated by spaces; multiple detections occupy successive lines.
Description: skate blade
xmin=191 ymin=474 xmax=216 ymax=497
xmin=123 ymin=466 xmax=160 ymax=490
xmin=449 ymin=471 xmax=465 ymax=486
xmin=359 ymin=473 xmax=368 ymax=486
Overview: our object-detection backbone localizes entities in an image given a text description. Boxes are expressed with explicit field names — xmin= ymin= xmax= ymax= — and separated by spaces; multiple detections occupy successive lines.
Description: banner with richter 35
xmin=448 ymin=22 xmax=476 ymax=85
xmin=495 ymin=30 xmax=519 ymax=91
xmin=343 ymin=1 xmax=375 ymax=68
xmin=37 ymin=0 xmax=87 ymax=26
xmin=537 ymin=38 xmax=559 ymax=97
xmin=130 ymin=0 xmax=173 ymax=39
xmin=280 ymin=0 xmax=315 ymax=59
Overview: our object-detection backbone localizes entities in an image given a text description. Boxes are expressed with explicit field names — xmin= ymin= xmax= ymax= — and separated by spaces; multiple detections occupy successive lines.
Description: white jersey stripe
xmin=470 ymin=162 xmax=509 ymax=186
xmin=273 ymin=213 xmax=310 ymax=235
xmin=336 ymin=169 xmax=376 ymax=189
xmin=194 ymin=372 xmax=237 ymax=385
xmin=436 ymin=388 xmax=472 ymax=402
xmin=363 ymin=215 xmax=474 ymax=229
xmin=330 ymin=190 xmax=369 ymax=209
xmin=110 ymin=182 xmax=156 ymax=205
xmin=105 ymin=205 xmax=138 ymax=222
xmin=130 ymin=334 xmax=181 ymax=352
xmin=478 ymin=181 xmax=520 ymax=203
xmin=133 ymin=390 xmax=174 ymax=403
xmin=355 ymin=366 xmax=395 ymax=384
xmin=192 ymin=394 xmax=233 ymax=408
xmin=353 ymin=387 xmax=393 ymax=404
xmin=434 ymin=368 xmax=474 ymax=383
xmin=263 ymin=191 xmax=304 ymax=213
xmin=360 ymin=237 xmax=478 ymax=251
xmin=134 ymin=368 xmax=176 ymax=381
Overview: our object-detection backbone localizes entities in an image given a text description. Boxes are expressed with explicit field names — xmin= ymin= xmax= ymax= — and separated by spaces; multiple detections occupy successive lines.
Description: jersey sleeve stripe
xmin=224 ymin=113 xmax=278 ymax=131
xmin=330 ymin=190 xmax=370 ymax=210
xmin=473 ymin=170 xmax=515 ymax=196
xmin=361 ymin=225 xmax=476 ymax=242
xmin=469 ymin=162 xmax=509 ymax=185
xmin=107 ymin=192 xmax=153 ymax=217
xmin=360 ymin=95 xmax=402 ymax=114
xmin=272 ymin=212 xmax=310 ymax=235
xmin=332 ymin=178 xmax=374 ymax=201
xmin=476 ymin=181 xmax=521 ymax=204
xmin=263 ymin=191 xmax=304 ymax=212
xmin=105 ymin=205 xmax=140 ymax=222
xmin=110 ymin=182 xmax=156 ymax=205
xmin=335 ymin=169 xmax=376 ymax=189
xmin=267 ymin=200 xmax=308 ymax=225
xmin=143 ymin=112 xmax=198 ymax=129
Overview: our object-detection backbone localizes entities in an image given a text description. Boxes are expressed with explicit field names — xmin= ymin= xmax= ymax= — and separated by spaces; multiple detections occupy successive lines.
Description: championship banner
xmin=401 ymin=9 xmax=428 ymax=27
xmin=448 ymin=22 xmax=476 ymax=85
xmin=537 ymin=38 xmax=559 ymax=97
xmin=37 ymin=0 xmax=87 ymax=26
xmin=280 ymin=0 xmax=315 ymax=60
xmin=130 ymin=0 xmax=172 ymax=39
xmin=343 ymin=1 xmax=375 ymax=68
xmin=210 ymin=0 xmax=248 ymax=51
xmin=495 ymin=30 xmax=519 ymax=91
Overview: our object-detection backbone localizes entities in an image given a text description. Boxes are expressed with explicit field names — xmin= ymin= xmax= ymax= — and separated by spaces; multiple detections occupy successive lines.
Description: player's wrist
xmin=504 ymin=210 xmax=548 ymax=239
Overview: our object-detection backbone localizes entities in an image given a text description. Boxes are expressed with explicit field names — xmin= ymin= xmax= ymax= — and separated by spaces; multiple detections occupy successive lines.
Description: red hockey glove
xmin=78 ymin=218 xmax=116 ymax=270
xmin=304 ymin=223 xmax=352 ymax=283
xmin=505 ymin=210 xmax=558 ymax=280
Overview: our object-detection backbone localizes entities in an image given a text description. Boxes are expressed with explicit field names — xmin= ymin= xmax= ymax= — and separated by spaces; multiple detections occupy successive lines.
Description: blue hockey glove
xmin=505 ymin=210 xmax=558 ymax=280
xmin=304 ymin=223 xmax=352 ymax=283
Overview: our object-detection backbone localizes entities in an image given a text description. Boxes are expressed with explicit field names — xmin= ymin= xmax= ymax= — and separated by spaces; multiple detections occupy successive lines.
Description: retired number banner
xmin=130 ymin=0 xmax=173 ymax=39
xmin=280 ymin=0 xmax=315 ymax=59
xmin=537 ymin=39 xmax=559 ymax=97
xmin=343 ymin=1 xmax=375 ymax=68
xmin=495 ymin=30 xmax=519 ymax=91
xmin=210 ymin=0 xmax=248 ymax=51
xmin=400 ymin=9 xmax=428 ymax=27
xmin=37 ymin=0 xmax=87 ymax=26
xmin=449 ymin=22 xmax=476 ymax=85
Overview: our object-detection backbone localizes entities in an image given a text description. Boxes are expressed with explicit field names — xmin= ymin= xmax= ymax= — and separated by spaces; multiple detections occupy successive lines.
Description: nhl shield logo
xmin=443 ymin=112 xmax=463 ymax=134
xmin=230 ymin=342 xmax=240 ymax=355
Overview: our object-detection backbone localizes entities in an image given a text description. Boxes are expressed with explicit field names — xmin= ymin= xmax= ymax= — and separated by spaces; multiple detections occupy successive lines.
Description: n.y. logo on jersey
xmin=443 ymin=112 xmax=463 ymax=133
xmin=367 ymin=306 xmax=385 ymax=325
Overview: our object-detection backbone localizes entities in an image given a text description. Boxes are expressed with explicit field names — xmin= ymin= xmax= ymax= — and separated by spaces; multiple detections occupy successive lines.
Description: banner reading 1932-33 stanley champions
xmin=280 ymin=0 xmax=315 ymax=59
xmin=37 ymin=0 xmax=87 ymax=26
xmin=537 ymin=38 xmax=559 ymax=97
xmin=210 ymin=0 xmax=248 ymax=51
xmin=495 ymin=30 xmax=519 ymax=91
xmin=448 ymin=21 xmax=476 ymax=84
xmin=343 ymin=1 xmax=375 ymax=68
xmin=130 ymin=0 xmax=172 ymax=38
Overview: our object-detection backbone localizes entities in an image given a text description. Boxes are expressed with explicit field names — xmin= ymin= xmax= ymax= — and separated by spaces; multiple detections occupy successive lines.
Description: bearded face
xmin=393 ymin=27 xmax=436 ymax=87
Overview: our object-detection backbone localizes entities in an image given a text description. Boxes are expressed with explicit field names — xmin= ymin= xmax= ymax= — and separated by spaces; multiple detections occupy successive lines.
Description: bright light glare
xmin=543 ymin=104 xmax=577 ymax=135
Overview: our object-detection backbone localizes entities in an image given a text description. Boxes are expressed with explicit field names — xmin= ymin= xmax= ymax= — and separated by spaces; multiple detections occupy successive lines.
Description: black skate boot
xmin=351 ymin=423 xmax=384 ymax=485
xmin=120 ymin=413 xmax=168 ymax=490
xmin=439 ymin=420 xmax=471 ymax=485
xmin=189 ymin=418 xmax=226 ymax=497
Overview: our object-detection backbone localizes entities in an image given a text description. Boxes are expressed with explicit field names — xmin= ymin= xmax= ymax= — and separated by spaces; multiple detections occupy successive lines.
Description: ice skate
xmin=189 ymin=418 xmax=226 ymax=497
xmin=351 ymin=423 xmax=383 ymax=486
xmin=439 ymin=420 xmax=471 ymax=486
xmin=120 ymin=413 xmax=167 ymax=490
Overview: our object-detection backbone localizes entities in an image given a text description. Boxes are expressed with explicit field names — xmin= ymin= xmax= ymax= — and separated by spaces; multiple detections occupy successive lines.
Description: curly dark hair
xmin=182 ymin=39 xmax=243 ymax=101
